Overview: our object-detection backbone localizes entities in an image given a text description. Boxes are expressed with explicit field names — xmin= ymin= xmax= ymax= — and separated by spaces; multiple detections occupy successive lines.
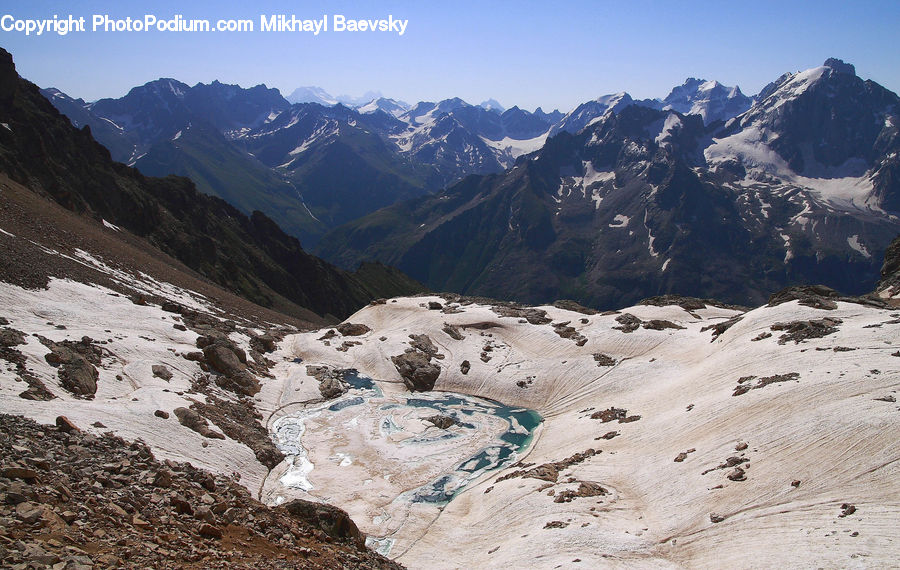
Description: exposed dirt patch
xmin=771 ymin=318 xmax=842 ymax=344
xmin=590 ymin=408 xmax=641 ymax=423
xmin=498 ymin=449 xmax=599 ymax=484
xmin=554 ymin=481 xmax=607 ymax=503
xmin=643 ymin=319 xmax=686 ymax=331
xmin=674 ymin=448 xmax=696 ymax=462
xmin=613 ymin=314 xmax=642 ymax=333
xmin=732 ymin=372 xmax=800 ymax=396
xmin=552 ymin=322 xmax=588 ymax=345
xmin=490 ymin=306 xmax=551 ymax=325
xmin=336 ymin=323 xmax=370 ymax=337
xmin=593 ymin=353 xmax=617 ymax=367
xmin=701 ymin=315 xmax=743 ymax=341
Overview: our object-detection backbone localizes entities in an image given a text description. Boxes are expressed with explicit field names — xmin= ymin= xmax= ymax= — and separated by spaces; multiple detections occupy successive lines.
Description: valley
xmin=0 ymin=41 xmax=898 ymax=569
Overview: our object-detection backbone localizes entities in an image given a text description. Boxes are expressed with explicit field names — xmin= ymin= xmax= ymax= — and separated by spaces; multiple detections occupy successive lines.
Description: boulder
xmin=203 ymin=344 xmax=259 ymax=396
xmin=55 ymin=416 xmax=79 ymax=433
xmin=151 ymin=364 xmax=172 ymax=381
xmin=249 ymin=334 xmax=277 ymax=353
xmin=425 ymin=415 xmax=457 ymax=429
xmin=442 ymin=323 xmax=464 ymax=340
xmin=336 ymin=323 xmax=370 ymax=336
xmin=173 ymin=407 xmax=225 ymax=440
xmin=408 ymin=334 xmax=439 ymax=356
xmin=282 ymin=499 xmax=366 ymax=550
xmin=391 ymin=350 xmax=440 ymax=392
xmin=41 ymin=337 xmax=101 ymax=398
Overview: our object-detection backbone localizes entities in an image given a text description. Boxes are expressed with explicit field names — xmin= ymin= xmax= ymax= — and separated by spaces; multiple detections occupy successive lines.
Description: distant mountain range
xmin=38 ymin=59 xmax=899 ymax=308
xmin=0 ymin=48 xmax=422 ymax=320
xmin=41 ymin=82 xmax=569 ymax=244
xmin=317 ymin=59 xmax=900 ymax=308
xmin=41 ymin=74 xmax=754 ymax=247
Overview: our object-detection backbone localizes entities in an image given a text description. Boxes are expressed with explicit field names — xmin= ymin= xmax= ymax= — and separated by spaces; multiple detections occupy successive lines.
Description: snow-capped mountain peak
xmin=479 ymin=98 xmax=505 ymax=113
xmin=661 ymin=78 xmax=751 ymax=125
xmin=357 ymin=97 xmax=411 ymax=117
xmin=285 ymin=86 xmax=338 ymax=106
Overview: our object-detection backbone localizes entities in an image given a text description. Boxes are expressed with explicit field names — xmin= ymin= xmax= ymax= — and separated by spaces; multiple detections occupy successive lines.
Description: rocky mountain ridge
xmin=0 ymin=48 xmax=423 ymax=320
xmin=42 ymin=69 xmax=751 ymax=246
xmin=319 ymin=59 xmax=900 ymax=309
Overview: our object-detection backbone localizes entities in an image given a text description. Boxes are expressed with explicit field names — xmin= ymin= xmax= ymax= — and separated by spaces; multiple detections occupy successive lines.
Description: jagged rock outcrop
xmin=38 ymin=336 xmax=101 ymax=398
xmin=391 ymin=350 xmax=441 ymax=392
xmin=877 ymin=234 xmax=900 ymax=297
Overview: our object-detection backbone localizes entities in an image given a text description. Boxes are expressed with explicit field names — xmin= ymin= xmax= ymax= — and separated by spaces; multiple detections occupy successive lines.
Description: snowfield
xmin=1 ymin=279 xmax=898 ymax=568
xmin=266 ymin=295 xmax=900 ymax=568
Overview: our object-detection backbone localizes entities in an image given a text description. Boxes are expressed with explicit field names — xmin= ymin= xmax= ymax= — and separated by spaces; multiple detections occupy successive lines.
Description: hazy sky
xmin=2 ymin=0 xmax=898 ymax=112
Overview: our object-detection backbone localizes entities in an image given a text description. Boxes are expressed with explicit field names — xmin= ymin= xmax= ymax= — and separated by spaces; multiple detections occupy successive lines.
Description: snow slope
xmin=266 ymin=295 xmax=900 ymax=568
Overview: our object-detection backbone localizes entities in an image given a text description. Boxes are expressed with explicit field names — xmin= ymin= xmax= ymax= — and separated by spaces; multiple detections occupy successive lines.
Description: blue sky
xmin=1 ymin=0 xmax=898 ymax=111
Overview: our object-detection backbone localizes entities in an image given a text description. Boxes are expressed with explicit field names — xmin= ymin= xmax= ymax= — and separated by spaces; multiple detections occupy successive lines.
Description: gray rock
xmin=391 ymin=350 xmax=440 ymax=392
xmin=151 ymin=364 xmax=172 ymax=381
xmin=281 ymin=499 xmax=366 ymax=550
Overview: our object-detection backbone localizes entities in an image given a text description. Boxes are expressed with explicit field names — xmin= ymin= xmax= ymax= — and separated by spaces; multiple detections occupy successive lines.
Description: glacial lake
xmin=272 ymin=369 xmax=542 ymax=505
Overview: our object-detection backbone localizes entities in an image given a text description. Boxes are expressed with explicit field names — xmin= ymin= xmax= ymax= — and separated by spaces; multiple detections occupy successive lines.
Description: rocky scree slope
xmin=0 ymin=413 xmax=401 ymax=569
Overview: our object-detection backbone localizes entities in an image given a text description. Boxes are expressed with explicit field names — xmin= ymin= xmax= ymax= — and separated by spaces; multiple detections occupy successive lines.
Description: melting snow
xmin=480 ymin=134 xmax=548 ymax=161
xmin=643 ymin=210 xmax=659 ymax=257
xmin=609 ymin=214 xmax=630 ymax=228
xmin=780 ymin=233 xmax=794 ymax=262
xmin=101 ymin=220 xmax=121 ymax=232
xmin=286 ymin=121 xmax=338 ymax=159
xmin=847 ymin=235 xmax=871 ymax=258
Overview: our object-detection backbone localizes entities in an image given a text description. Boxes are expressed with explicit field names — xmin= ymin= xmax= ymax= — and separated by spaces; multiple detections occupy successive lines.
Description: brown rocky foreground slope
xmin=0 ymin=413 xmax=401 ymax=569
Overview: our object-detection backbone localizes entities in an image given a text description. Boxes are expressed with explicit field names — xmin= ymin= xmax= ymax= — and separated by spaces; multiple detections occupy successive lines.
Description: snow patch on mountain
xmin=705 ymin=126 xmax=877 ymax=211
xmin=847 ymin=235 xmax=872 ymax=258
